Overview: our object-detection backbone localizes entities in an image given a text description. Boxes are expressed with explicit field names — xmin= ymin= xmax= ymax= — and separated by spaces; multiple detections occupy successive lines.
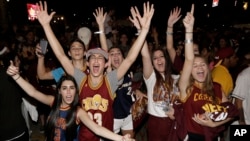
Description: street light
xmin=243 ymin=1 xmax=248 ymax=10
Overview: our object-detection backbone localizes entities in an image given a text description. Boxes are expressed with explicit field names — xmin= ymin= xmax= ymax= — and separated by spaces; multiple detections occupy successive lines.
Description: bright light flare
xmin=243 ymin=2 xmax=248 ymax=10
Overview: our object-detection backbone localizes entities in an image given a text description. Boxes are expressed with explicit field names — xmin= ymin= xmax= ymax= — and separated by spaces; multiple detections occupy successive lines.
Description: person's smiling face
xmin=192 ymin=57 xmax=208 ymax=83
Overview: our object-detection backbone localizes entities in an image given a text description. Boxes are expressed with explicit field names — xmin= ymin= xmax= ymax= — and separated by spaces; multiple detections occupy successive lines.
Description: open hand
xmin=36 ymin=1 xmax=55 ymax=26
xmin=129 ymin=6 xmax=141 ymax=30
xmin=93 ymin=7 xmax=107 ymax=26
xmin=167 ymin=7 xmax=182 ymax=28
xmin=135 ymin=2 xmax=154 ymax=31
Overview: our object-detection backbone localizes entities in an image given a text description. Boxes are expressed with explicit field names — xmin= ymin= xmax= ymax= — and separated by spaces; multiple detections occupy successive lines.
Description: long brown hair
xmin=186 ymin=55 xmax=218 ymax=104
xmin=151 ymin=48 xmax=174 ymax=101
xmin=46 ymin=75 xmax=79 ymax=141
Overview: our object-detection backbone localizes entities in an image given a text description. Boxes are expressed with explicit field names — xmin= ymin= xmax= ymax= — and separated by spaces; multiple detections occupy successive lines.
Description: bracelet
xmin=94 ymin=30 xmax=104 ymax=34
xmin=166 ymin=32 xmax=173 ymax=35
xmin=167 ymin=26 xmax=173 ymax=28
xmin=14 ymin=75 xmax=20 ymax=81
xmin=184 ymin=39 xmax=193 ymax=44
xmin=135 ymin=29 xmax=141 ymax=36
xmin=0 ymin=46 xmax=8 ymax=55
xmin=185 ymin=32 xmax=193 ymax=34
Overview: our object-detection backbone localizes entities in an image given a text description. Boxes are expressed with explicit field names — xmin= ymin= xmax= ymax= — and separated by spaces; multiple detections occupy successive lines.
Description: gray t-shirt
xmin=74 ymin=68 xmax=123 ymax=95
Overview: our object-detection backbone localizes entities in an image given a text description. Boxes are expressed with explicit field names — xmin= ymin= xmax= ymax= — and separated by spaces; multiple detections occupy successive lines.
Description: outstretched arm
xmin=178 ymin=4 xmax=195 ymax=101
xmin=117 ymin=2 xmax=155 ymax=80
xmin=77 ymin=108 xmax=134 ymax=141
xmin=36 ymin=1 xmax=74 ymax=75
xmin=93 ymin=7 xmax=108 ymax=52
xmin=6 ymin=61 xmax=54 ymax=106
xmin=166 ymin=7 xmax=182 ymax=63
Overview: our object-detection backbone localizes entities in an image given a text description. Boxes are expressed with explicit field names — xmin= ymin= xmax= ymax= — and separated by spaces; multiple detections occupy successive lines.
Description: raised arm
xmin=93 ymin=7 xmax=108 ymax=52
xmin=166 ymin=7 xmax=182 ymax=63
xmin=36 ymin=1 xmax=74 ymax=75
xmin=77 ymin=108 xmax=134 ymax=141
xmin=178 ymin=4 xmax=195 ymax=100
xmin=36 ymin=44 xmax=54 ymax=80
xmin=6 ymin=61 xmax=54 ymax=106
xmin=141 ymin=40 xmax=153 ymax=79
xmin=116 ymin=2 xmax=154 ymax=80
xmin=129 ymin=4 xmax=153 ymax=79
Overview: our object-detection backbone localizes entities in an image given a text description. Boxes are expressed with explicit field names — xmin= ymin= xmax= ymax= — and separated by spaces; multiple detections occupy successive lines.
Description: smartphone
xmin=27 ymin=3 xmax=39 ymax=21
xmin=40 ymin=39 xmax=48 ymax=55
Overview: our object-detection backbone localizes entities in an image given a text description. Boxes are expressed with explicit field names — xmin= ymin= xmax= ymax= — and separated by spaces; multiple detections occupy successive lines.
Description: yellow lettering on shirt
xmin=82 ymin=94 xmax=108 ymax=112
xmin=193 ymin=93 xmax=226 ymax=113
xmin=202 ymin=103 xmax=227 ymax=113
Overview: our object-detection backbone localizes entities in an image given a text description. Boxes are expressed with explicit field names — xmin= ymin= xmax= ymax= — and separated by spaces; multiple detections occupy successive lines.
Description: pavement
xmin=30 ymin=121 xmax=45 ymax=141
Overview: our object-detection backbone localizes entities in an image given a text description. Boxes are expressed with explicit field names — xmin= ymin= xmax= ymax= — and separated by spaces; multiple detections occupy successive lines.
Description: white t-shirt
xmin=232 ymin=66 xmax=250 ymax=124
xmin=144 ymin=71 xmax=180 ymax=117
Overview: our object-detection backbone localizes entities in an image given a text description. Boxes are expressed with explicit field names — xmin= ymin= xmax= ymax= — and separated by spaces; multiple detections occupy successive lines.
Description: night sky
xmin=6 ymin=0 xmax=250 ymax=28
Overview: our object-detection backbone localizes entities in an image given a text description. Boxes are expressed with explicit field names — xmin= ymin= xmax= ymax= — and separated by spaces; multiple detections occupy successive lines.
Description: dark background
xmin=4 ymin=0 xmax=250 ymax=29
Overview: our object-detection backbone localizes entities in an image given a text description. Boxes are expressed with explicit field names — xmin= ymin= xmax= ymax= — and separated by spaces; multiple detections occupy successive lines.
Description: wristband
xmin=15 ymin=75 xmax=21 ymax=81
xmin=135 ymin=30 xmax=141 ymax=36
xmin=184 ymin=39 xmax=193 ymax=44
xmin=0 ymin=46 xmax=8 ymax=55
xmin=185 ymin=32 xmax=193 ymax=34
xmin=167 ymin=26 xmax=173 ymax=28
xmin=94 ymin=30 xmax=104 ymax=34
xmin=166 ymin=32 xmax=173 ymax=35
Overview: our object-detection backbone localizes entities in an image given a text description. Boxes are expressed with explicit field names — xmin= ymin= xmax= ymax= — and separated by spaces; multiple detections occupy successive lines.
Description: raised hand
xmin=6 ymin=61 xmax=19 ymax=77
xmin=35 ymin=44 xmax=44 ymax=58
xmin=36 ymin=1 xmax=55 ymax=26
xmin=129 ymin=6 xmax=141 ymax=30
xmin=93 ymin=7 xmax=107 ymax=26
xmin=167 ymin=7 xmax=182 ymax=28
xmin=183 ymin=4 xmax=194 ymax=31
xmin=136 ymin=2 xmax=155 ymax=31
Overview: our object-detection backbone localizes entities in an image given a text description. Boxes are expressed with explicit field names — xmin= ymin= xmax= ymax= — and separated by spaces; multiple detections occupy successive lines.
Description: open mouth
xmin=197 ymin=71 xmax=205 ymax=78
xmin=93 ymin=65 xmax=100 ymax=73
xmin=66 ymin=95 xmax=73 ymax=101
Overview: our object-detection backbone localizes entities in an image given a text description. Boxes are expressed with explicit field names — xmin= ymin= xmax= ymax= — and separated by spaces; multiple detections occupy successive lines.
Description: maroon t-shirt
xmin=184 ymin=83 xmax=222 ymax=135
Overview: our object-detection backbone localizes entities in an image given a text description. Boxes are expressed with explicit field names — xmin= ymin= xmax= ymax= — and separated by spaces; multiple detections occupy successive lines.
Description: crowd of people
xmin=1 ymin=1 xmax=250 ymax=141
